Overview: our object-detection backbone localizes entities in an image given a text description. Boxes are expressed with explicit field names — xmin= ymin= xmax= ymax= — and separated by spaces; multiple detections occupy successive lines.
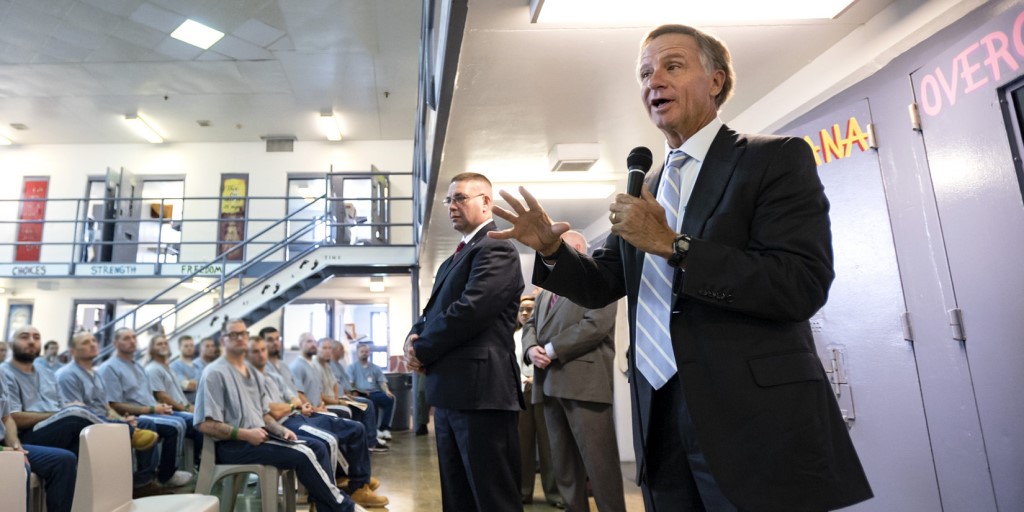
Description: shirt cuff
xmin=544 ymin=342 xmax=557 ymax=360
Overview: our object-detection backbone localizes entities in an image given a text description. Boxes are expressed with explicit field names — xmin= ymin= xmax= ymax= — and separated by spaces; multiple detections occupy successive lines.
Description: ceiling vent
xmin=548 ymin=143 xmax=599 ymax=172
xmin=261 ymin=135 xmax=296 ymax=152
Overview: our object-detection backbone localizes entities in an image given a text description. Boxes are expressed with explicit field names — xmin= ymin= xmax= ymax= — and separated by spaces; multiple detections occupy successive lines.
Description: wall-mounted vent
xmin=261 ymin=135 xmax=296 ymax=153
xmin=548 ymin=143 xmax=599 ymax=172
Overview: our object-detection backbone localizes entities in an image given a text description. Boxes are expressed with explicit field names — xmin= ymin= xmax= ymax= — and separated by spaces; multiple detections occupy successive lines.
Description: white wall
xmin=0 ymin=139 xmax=413 ymax=348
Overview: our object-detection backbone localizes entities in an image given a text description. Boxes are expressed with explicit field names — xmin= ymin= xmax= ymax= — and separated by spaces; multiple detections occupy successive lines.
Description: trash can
xmin=385 ymin=372 xmax=413 ymax=431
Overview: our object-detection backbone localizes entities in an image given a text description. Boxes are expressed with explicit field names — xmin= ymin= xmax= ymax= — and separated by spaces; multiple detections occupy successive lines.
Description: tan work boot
xmin=350 ymin=483 xmax=389 ymax=507
xmin=131 ymin=428 xmax=159 ymax=451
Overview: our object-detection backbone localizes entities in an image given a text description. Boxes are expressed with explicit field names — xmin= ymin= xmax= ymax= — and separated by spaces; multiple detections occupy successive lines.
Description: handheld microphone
xmin=626 ymin=146 xmax=653 ymax=197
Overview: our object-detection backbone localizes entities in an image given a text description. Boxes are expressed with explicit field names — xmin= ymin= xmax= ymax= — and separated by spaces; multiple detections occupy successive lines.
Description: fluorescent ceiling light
xmin=494 ymin=182 xmax=615 ymax=200
xmin=171 ymin=19 xmax=224 ymax=49
xmin=319 ymin=111 xmax=343 ymax=141
xmin=530 ymin=0 xmax=856 ymax=24
xmin=124 ymin=113 xmax=164 ymax=143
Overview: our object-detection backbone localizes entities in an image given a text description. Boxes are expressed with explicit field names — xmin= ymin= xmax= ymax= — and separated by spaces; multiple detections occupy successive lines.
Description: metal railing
xmin=0 ymin=171 xmax=417 ymax=275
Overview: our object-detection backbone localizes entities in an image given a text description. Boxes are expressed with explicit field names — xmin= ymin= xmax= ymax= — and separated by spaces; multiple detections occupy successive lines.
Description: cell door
xmin=110 ymin=167 xmax=140 ymax=262
xmin=784 ymin=99 xmax=939 ymax=512
xmin=909 ymin=12 xmax=1024 ymax=508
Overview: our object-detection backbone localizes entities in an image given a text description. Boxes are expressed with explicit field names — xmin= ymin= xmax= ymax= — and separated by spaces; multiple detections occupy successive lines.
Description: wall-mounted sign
xmin=0 ymin=264 xmax=70 ymax=277
xmin=16 ymin=177 xmax=49 ymax=262
xmin=917 ymin=8 xmax=1024 ymax=117
xmin=75 ymin=263 xmax=156 ymax=277
xmin=164 ymin=263 xmax=241 ymax=277
xmin=801 ymin=116 xmax=871 ymax=166
xmin=218 ymin=174 xmax=249 ymax=261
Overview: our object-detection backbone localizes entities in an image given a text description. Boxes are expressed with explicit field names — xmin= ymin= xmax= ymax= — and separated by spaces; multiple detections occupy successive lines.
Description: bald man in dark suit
xmin=406 ymin=172 xmax=525 ymax=512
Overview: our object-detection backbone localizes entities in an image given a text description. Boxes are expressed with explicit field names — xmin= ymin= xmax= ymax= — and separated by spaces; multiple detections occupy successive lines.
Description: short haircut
xmin=641 ymin=24 xmax=735 ymax=108
xmin=450 ymin=172 xmax=492 ymax=189
xmin=176 ymin=335 xmax=194 ymax=346
xmin=44 ymin=340 xmax=58 ymax=350
xmin=258 ymin=326 xmax=279 ymax=338
xmin=69 ymin=331 xmax=94 ymax=350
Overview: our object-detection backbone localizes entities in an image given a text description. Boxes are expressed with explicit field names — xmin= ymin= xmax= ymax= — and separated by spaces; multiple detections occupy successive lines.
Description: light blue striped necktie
xmin=636 ymin=150 xmax=687 ymax=389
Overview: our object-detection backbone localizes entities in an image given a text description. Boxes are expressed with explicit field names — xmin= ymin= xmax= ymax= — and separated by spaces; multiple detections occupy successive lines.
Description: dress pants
xmin=24 ymin=444 xmax=77 ymax=512
xmin=518 ymin=382 xmax=561 ymax=504
xmin=215 ymin=439 xmax=353 ymax=512
xmin=434 ymin=407 xmax=522 ymax=512
xmin=543 ymin=396 xmax=625 ymax=512
xmin=412 ymin=372 xmax=430 ymax=428
xmin=642 ymin=375 xmax=738 ymax=512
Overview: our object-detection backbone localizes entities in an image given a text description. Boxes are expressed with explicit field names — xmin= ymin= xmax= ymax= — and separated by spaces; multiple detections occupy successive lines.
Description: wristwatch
xmin=667 ymin=233 xmax=692 ymax=268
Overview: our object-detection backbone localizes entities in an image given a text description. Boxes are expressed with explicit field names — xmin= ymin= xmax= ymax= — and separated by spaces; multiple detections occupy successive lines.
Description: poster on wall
xmin=218 ymin=174 xmax=248 ymax=261
xmin=5 ymin=302 xmax=33 ymax=340
xmin=16 ymin=177 xmax=49 ymax=262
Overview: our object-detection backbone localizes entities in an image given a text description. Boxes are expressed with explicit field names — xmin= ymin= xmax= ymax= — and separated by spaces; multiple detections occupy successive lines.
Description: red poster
xmin=16 ymin=178 xmax=49 ymax=262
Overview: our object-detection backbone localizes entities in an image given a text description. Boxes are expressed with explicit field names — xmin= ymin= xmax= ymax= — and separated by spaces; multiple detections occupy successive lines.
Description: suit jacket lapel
xmin=681 ymin=125 xmax=744 ymax=236
xmin=422 ymin=221 xmax=497 ymax=315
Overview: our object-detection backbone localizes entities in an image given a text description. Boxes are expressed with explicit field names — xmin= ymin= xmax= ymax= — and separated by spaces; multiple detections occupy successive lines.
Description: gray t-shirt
xmin=1 ymin=361 xmax=61 ymax=412
xmin=0 ymin=373 xmax=11 ymax=441
xmin=289 ymin=357 xmax=323 ymax=406
xmin=194 ymin=358 xmax=269 ymax=429
xmin=170 ymin=358 xmax=200 ymax=403
xmin=348 ymin=361 xmax=386 ymax=394
xmin=267 ymin=359 xmax=299 ymax=397
xmin=99 ymin=356 xmax=157 ymax=406
xmin=56 ymin=362 xmax=108 ymax=417
xmin=264 ymin=369 xmax=297 ymax=403
xmin=316 ymin=361 xmax=340 ymax=402
xmin=329 ymin=360 xmax=352 ymax=393
xmin=146 ymin=361 xmax=189 ymax=405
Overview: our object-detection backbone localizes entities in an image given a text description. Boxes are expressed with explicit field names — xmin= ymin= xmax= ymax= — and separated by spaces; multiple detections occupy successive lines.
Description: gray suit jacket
xmin=521 ymin=289 xmax=617 ymax=405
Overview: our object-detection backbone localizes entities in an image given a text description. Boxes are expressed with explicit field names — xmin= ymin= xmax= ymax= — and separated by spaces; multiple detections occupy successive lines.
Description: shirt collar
xmin=460 ymin=219 xmax=490 ymax=244
xmin=663 ymin=116 xmax=722 ymax=164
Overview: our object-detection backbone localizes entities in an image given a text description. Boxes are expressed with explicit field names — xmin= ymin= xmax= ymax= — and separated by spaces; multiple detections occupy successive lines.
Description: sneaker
xmin=131 ymin=428 xmax=159 ymax=451
xmin=368 ymin=476 xmax=380 ymax=491
xmin=378 ymin=429 xmax=392 ymax=441
xmin=350 ymin=483 xmax=389 ymax=507
xmin=368 ymin=444 xmax=389 ymax=453
xmin=159 ymin=470 xmax=192 ymax=488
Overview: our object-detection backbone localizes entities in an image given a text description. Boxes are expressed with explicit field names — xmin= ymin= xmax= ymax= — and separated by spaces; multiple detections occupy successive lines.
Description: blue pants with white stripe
xmin=24 ymin=444 xmax=77 ymax=512
xmin=289 ymin=414 xmax=371 ymax=492
xmin=138 ymin=413 xmax=188 ymax=483
xmin=215 ymin=439 xmax=353 ymax=512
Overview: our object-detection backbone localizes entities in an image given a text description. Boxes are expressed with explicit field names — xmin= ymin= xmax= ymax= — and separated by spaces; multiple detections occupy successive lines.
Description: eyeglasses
xmin=224 ymin=331 xmax=249 ymax=340
xmin=442 ymin=193 xmax=485 ymax=206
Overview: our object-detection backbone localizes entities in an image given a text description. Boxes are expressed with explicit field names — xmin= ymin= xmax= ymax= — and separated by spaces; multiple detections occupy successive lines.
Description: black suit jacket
xmin=411 ymin=220 xmax=525 ymax=411
xmin=535 ymin=125 xmax=872 ymax=511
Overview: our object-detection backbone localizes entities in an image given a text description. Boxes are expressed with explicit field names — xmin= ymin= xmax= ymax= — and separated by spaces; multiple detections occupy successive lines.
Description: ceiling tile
xmin=87 ymin=37 xmax=165 ymax=63
xmin=41 ymin=36 xmax=94 ymax=61
xmin=233 ymin=18 xmax=285 ymax=47
xmin=81 ymin=0 xmax=145 ymax=17
xmin=52 ymin=20 xmax=108 ymax=52
xmin=129 ymin=2 xmax=182 ymax=33
xmin=196 ymin=50 xmax=230 ymax=61
xmin=0 ymin=41 xmax=36 ymax=65
xmin=154 ymin=36 xmax=203 ymax=60
xmin=8 ymin=3 xmax=64 ymax=35
xmin=109 ymin=17 xmax=166 ymax=49
xmin=210 ymin=34 xmax=273 ymax=61
xmin=66 ymin=1 xmax=127 ymax=36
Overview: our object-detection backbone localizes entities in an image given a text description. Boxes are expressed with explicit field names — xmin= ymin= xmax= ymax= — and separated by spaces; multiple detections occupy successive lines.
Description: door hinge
xmin=824 ymin=346 xmax=856 ymax=429
xmin=948 ymin=308 xmax=966 ymax=341
xmin=867 ymin=122 xmax=878 ymax=149
xmin=901 ymin=311 xmax=914 ymax=342
xmin=909 ymin=102 xmax=922 ymax=131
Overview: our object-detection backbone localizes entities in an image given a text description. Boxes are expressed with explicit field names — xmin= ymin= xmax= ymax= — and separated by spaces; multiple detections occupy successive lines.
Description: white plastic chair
xmin=194 ymin=434 xmax=296 ymax=512
xmin=71 ymin=423 xmax=218 ymax=512
xmin=0 ymin=450 xmax=27 ymax=511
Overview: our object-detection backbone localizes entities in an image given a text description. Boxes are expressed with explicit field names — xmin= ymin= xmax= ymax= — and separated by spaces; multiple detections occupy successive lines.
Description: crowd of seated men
xmin=0 ymin=319 xmax=395 ymax=512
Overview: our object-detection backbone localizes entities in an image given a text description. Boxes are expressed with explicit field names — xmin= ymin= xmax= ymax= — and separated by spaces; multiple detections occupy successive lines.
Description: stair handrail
xmin=94 ymin=193 xmax=328 ymax=346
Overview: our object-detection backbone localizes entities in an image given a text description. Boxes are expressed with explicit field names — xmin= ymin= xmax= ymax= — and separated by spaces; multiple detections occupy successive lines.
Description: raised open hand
xmin=489 ymin=187 xmax=571 ymax=256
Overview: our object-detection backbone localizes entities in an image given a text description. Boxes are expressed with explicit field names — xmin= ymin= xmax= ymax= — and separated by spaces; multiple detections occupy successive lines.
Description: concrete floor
xmin=216 ymin=426 xmax=646 ymax=511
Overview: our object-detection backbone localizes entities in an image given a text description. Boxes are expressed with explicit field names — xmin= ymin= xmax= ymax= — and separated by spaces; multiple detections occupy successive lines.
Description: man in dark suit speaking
xmin=405 ymin=172 xmax=525 ymax=512
xmin=491 ymin=24 xmax=872 ymax=512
